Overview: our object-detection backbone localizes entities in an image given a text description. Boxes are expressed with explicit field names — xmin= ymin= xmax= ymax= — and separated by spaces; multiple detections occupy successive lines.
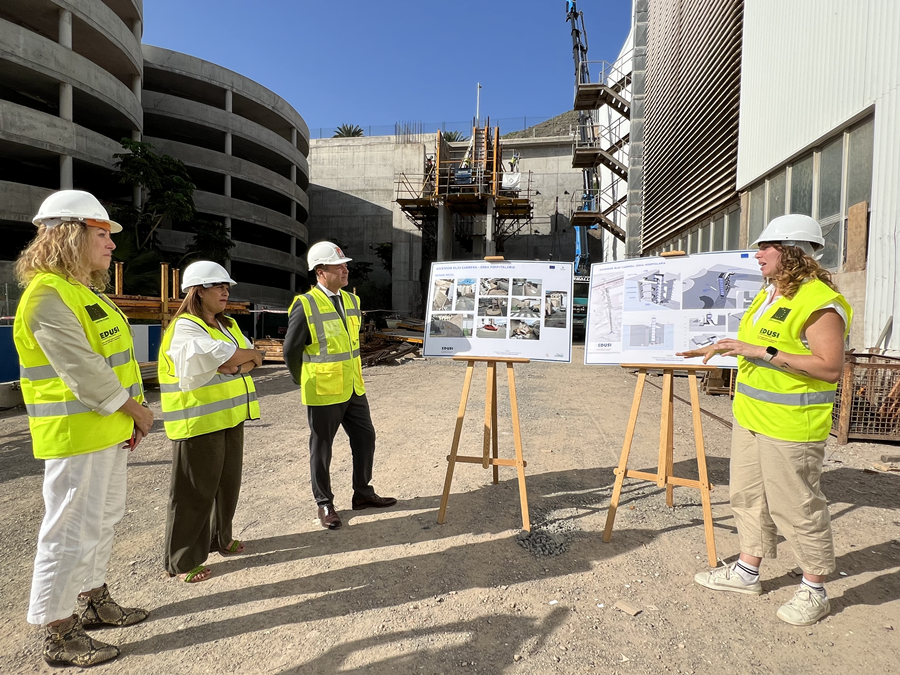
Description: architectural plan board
xmin=424 ymin=260 xmax=574 ymax=362
xmin=584 ymin=251 xmax=764 ymax=366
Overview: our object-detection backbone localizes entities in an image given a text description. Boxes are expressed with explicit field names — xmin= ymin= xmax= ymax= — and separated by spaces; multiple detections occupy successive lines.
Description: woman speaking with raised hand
xmin=678 ymin=214 xmax=852 ymax=627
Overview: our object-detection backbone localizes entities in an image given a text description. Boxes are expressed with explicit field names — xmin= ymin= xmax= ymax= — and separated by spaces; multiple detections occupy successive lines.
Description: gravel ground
xmin=0 ymin=346 xmax=898 ymax=674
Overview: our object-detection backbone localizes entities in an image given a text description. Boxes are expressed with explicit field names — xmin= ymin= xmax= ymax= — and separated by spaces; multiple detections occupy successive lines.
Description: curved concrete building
xmin=142 ymin=46 xmax=310 ymax=307
xmin=0 ymin=0 xmax=143 ymax=268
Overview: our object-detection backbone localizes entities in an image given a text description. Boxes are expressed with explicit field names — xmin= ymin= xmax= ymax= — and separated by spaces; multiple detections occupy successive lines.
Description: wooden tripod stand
xmin=437 ymin=356 xmax=531 ymax=531
xmin=603 ymin=364 xmax=719 ymax=566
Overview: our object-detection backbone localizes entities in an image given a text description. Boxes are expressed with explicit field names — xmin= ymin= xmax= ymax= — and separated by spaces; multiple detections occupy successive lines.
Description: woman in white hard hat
xmin=14 ymin=190 xmax=153 ymax=667
xmin=678 ymin=214 xmax=852 ymax=627
xmin=158 ymin=261 xmax=263 ymax=583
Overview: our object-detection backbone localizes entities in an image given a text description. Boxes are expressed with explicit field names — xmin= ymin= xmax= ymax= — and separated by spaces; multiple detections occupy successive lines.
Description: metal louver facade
xmin=641 ymin=0 xmax=743 ymax=252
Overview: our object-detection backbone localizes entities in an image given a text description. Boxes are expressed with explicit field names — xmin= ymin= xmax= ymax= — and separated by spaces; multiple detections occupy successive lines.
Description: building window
xmin=743 ymin=116 xmax=873 ymax=271
xmin=789 ymin=155 xmax=814 ymax=216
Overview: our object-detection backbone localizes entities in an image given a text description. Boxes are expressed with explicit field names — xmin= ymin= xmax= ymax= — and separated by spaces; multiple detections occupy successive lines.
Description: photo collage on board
xmin=429 ymin=274 xmax=569 ymax=341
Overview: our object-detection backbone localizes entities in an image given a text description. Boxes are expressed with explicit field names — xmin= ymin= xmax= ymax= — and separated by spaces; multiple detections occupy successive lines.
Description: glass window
xmin=817 ymin=137 xmax=843 ymax=219
xmin=789 ymin=155 xmax=814 ymax=216
xmin=818 ymin=217 xmax=842 ymax=269
xmin=748 ymin=184 xmax=765 ymax=243
xmin=688 ymin=230 xmax=698 ymax=254
xmin=727 ymin=206 xmax=741 ymax=250
xmin=767 ymin=170 xmax=786 ymax=219
xmin=846 ymin=117 xmax=874 ymax=211
xmin=698 ymin=223 xmax=709 ymax=252
xmin=712 ymin=215 xmax=725 ymax=251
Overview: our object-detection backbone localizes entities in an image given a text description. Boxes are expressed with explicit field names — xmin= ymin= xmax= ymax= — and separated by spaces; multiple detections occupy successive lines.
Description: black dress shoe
xmin=351 ymin=493 xmax=398 ymax=510
xmin=317 ymin=504 xmax=342 ymax=529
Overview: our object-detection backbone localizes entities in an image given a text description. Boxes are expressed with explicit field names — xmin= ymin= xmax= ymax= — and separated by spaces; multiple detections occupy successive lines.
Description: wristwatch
xmin=762 ymin=346 xmax=779 ymax=363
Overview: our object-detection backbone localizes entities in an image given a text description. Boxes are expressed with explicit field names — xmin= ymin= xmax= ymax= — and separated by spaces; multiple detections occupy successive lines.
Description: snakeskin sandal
xmin=77 ymin=584 xmax=150 ymax=627
xmin=43 ymin=615 xmax=120 ymax=666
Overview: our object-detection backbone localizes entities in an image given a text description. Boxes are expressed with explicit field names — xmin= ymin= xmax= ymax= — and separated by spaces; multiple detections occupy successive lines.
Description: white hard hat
xmin=751 ymin=214 xmax=825 ymax=256
xmin=33 ymin=190 xmax=122 ymax=233
xmin=307 ymin=241 xmax=352 ymax=271
xmin=181 ymin=261 xmax=236 ymax=291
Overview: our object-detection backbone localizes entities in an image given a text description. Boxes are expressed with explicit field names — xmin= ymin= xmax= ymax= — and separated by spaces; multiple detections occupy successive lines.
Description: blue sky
xmin=143 ymin=0 xmax=633 ymax=136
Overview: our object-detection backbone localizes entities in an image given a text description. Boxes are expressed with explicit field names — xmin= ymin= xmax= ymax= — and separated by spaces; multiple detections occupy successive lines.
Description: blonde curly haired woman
xmin=678 ymin=214 xmax=852 ymax=627
xmin=14 ymin=190 xmax=153 ymax=667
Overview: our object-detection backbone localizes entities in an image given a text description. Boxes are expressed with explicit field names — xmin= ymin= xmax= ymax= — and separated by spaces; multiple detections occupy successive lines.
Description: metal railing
xmin=309 ymin=116 xmax=556 ymax=140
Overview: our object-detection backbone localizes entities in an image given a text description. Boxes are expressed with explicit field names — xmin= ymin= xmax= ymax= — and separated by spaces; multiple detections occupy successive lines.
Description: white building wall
xmin=737 ymin=0 xmax=900 ymax=348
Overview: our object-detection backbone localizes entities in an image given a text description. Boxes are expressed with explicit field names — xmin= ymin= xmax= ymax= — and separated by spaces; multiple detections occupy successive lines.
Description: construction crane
xmin=566 ymin=0 xmax=600 ymax=277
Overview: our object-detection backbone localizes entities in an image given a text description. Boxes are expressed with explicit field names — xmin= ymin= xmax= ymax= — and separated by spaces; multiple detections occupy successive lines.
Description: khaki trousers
xmin=164 ymin=423 xmax=244 ymax=575
xmin=730 ymin=422 xmax=834 ymax=575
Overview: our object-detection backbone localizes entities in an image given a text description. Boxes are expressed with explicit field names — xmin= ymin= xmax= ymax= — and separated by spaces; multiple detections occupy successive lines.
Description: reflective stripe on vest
xmin=733 ymin=279 xmax=852 ymax=442
xmin=14 ymin=272 xmax=143 ymax=460
xmin=289 ymin=287 xmax=365 ymax=406
xmin=736 ymin=382 xmax=835 ymax=407
xmin=157 ymin=314 xmax=260 ymax=440
xmin=26 ymin=382 xmax=143 ymax=417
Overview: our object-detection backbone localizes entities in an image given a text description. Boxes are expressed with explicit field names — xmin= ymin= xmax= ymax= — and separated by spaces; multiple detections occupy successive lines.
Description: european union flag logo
xmin=741 ymin=253 xmax=749 ymax=258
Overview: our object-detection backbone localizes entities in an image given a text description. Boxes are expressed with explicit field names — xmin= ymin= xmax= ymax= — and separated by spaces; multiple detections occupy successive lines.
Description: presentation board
xmin=424 ymin=260 xmax=574 ymax=362
xmin=584 ymin=251 xmax=765 ymax=366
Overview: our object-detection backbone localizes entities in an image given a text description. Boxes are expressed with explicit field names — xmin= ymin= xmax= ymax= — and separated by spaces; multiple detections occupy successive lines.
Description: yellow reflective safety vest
xmin=288 ymin=287 xmax=365 ymax=406
xmin=733 ymin=279 xmax=852 ymax=442
xmin=14 ymin=272 xmax=144 ymax=460
xmin=158 ymin=314 xmax=260 ymax=440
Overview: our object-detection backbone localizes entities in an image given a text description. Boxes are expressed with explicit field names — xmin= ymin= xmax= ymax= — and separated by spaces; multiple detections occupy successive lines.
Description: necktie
xmin=331 ymin=294 xmax=346 ymax=327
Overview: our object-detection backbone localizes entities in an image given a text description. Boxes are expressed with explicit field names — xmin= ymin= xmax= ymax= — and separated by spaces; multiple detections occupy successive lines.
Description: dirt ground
xmin=1 ymin=346 xmax=898 ymax=674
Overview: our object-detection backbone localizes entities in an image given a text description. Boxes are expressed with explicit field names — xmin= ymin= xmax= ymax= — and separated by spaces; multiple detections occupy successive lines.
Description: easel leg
xmin=603 ymin=369 xmax=647 ymax=542
xmin=438 ymin=361 xmax=475 ymax=524
xmin=657 ymin=370 xmax=673 ymax=502
xmin=688 ymin=371 xmax=718 ymax=566
xmin=507 ymin=363 xmax=530 ymax=531
xmin=665 ymin=373 xmax=675 ymax=507
xmin=482 ymin=361 xmax=495 ymax=470
xmin=491 ymin=363 xmax=499 ymax=484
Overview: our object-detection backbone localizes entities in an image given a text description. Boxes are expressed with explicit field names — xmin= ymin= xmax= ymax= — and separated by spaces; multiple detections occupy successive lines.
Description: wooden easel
xmin=603 ymin=364 xmax=719 ymax=566
xmin=437 ymin=356 xmax=532 ymax=531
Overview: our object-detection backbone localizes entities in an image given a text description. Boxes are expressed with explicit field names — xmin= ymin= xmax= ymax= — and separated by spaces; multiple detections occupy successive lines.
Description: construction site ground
xmin=1 ymin=346 xmax=898 ymax=674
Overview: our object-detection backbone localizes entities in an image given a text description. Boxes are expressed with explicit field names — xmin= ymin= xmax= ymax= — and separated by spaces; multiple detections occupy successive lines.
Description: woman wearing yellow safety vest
xmin=158 ymin=261 xmax=263 ymax=583
xmin=678 ymin=214 xmax=852 ymax=627
xmin=14 ymin=190 xmax=153 ymax=667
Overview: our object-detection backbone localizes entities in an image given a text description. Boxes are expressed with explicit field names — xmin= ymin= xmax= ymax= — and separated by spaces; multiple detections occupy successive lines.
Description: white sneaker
xmin=694 ymin=562 xmax=763 ymax=595
xmin=776 ymin=587 xmax=830 ymax=626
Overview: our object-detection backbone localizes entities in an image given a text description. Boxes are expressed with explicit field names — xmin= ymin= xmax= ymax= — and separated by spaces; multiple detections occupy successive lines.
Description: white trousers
xmin=27 ymin=443 xmax=128 ymax=625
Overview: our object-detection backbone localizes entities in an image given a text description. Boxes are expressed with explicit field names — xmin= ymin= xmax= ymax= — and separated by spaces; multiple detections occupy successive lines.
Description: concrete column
xmin=131 ymin=19 xmax=142 ymax=42
xmin=436 ymin=204 xmax=453 ymax=261
xmin=224 ymin=217 xmax=232 ymax=273
xmin=290 ymin=200 xmax=297 ymax=220
xmin=290 ymin=164 xmax=297 ymax=184
xmin=291 ymin=127 xmax=297 ymax=149
xmin=625 ymin=0 xmax=648 ymax=258
xmin=131 ymin=75 xmax=141 ymax=104
xmin=58 ymin=9 xmax=72 ymax=48
xmin=289 ymin=237 xmax=297 ymax=291
xmin=224 ymin=174 xmax=231 ymax=197
xmin=484 ymin=198 xmax=496 ymax=257
xmin=58 ymin=10 xmax=73 ymax=124
xmin=225 ymin=89 xmax=233 ymax=113
xmin=224 ymin=132 xmax=232 ymax=155
xmin=59 ymin=83 xmax=73 ymax=122
xmin=60 ymin=155 xmax=73 ymax=190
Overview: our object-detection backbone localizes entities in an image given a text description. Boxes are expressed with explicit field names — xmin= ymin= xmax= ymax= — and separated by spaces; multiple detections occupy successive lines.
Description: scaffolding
xmin=395 ymin=121 xmax=534 ymax=256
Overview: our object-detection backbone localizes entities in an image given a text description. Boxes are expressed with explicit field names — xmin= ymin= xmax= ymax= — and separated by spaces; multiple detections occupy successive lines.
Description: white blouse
xmin=166 ymin=317 xmax=238 ymax=391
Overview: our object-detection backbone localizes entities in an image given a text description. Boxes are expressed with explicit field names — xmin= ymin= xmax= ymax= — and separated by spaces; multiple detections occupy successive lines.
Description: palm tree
xmin=333 ymin=124 xmax=364 ymax=138
xmin=442 ymin=130 xmax=466 ymax=142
